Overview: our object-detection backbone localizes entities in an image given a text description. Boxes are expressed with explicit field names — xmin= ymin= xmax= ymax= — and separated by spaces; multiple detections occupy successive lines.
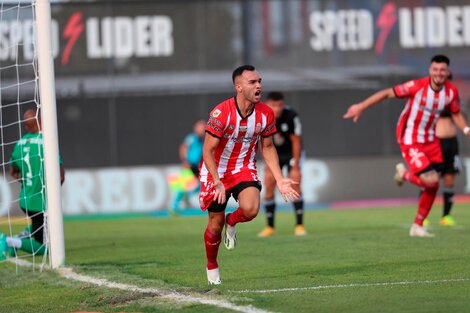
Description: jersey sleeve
xmin=393 ymin=79 xmax=420 ymax=98
xmin=206 ymin=104 xmax=227 ymax=138
xmin=261 ymin=108 xmax=277 ymax=137
xmin=291 ymin=111 xmax=302 ymax=136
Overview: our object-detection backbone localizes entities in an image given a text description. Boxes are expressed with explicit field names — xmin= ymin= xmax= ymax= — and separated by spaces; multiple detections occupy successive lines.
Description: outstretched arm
xmin=260 ymin=136 xmax=299 ymax=202
xmin=343 ymin=88 xmax=396 ymax=122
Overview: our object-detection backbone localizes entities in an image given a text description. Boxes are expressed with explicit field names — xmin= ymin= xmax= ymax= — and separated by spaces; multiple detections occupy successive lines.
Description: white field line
xmin=6 ymin=259 xmax=275 ymax=313
xmin=230 ymin=278 xmax=470 ymax=294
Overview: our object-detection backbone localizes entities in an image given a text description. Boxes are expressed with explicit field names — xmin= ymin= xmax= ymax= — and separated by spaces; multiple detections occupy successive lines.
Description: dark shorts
xmin=279 ymin=160 xmax=292 ymax=172
xmin=205 ymin=181 xmax=262 ymax=213
xmin=440 ymin=136 xmax=461 ymax=174
xmin=278 ymin=154 xmax=300 ymax=172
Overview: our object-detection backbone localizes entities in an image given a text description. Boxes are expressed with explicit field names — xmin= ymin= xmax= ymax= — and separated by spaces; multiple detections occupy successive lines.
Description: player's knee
xmin=419 ymin=171 xmax=439 ymax=187
xmin=208 ymin=214 xmax=225 ymax=234
xmin=443 ymin=175 xmax=455 ymax=188
xmin=264 ymin=189 xmax=275 ymax=200
xmin=423 ymin=177 xmax=439 ymax=187
xmin=289 ymin=172 xmax=302 ymax=182
xmin=264 ymin=180 xmax=275 ymax=194
xmin=243 ymin=205 xmax=259 ymax=220
xmin=208 ymin=223 xmax=224 ymax=235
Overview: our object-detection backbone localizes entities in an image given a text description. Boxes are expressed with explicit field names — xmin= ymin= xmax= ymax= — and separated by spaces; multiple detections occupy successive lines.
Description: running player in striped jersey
xmin=200 ymin=65 xmax=299 ymax=284
xmin=343 ymin=55 xmax=470 ymax=238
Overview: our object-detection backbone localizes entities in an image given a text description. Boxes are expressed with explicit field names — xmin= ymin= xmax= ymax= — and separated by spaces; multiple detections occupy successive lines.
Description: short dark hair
xmin=266 ymin=91 xmax=284 ymax=101
xmin=232 ymin=65 xmax=256 ymax=83
xmin=431 ymin=54 xmax=450 ymax=65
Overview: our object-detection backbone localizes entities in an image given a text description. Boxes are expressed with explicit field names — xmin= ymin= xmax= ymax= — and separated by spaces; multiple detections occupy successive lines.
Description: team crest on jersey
xmin=229 ymin=125 xmax=234 ymax=130
xmin=212 ymin=109 xmax=221 ymax=118
xmin=255 ymin=123 xmax=261 ymax=133
xmin=281 ymin=123 xmax=288 ymax=132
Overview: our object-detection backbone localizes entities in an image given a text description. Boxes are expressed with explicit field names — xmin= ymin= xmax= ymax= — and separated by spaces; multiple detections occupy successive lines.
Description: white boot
xmin=206 ymin=267 xmax=222 ymax=285
xmin=409 ymin=223 xmax=435 ymax=237
xmin=224 ymin=223 xmax=237 ymax=250
xmin=394 ymin=163 xmax=406 ymax=186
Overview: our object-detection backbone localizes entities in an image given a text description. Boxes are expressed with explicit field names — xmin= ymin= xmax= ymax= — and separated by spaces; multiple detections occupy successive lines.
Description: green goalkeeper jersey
xmin=10 ymin=132 xmax=62 ymax=212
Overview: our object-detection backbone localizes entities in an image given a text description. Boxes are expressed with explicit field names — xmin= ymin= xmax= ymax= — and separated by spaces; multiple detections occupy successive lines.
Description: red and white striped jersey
xmin=394 ymin=77 xmax=460 ymax=145
xmin=200 ymin=97 xmax=276 ymax=182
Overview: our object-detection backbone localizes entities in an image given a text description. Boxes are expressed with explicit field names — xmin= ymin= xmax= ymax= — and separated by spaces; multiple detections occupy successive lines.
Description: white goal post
xmin=0 ymin=0 xmax=64 ymax=269
xmin=35 ymin=0 xmax=65 ymax=269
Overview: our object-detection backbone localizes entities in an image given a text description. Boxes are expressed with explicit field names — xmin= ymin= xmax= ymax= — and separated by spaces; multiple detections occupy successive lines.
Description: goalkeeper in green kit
xmin=0 ymin=108 xmax=64 ymax=260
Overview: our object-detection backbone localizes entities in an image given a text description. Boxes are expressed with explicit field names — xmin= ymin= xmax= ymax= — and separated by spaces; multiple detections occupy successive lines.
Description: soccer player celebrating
xmin=200 ymin=65 xmax=299 ymax=284
xmin=343 ymin=54 xmax=470 ymax=238
xmin=258 ymin=91 xmax=306 ymax=237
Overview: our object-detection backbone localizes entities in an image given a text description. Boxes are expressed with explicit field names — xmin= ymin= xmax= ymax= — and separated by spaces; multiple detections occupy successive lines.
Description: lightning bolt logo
xmin=374 ymin=2 xmax=397 ymax=55
xmin=61 ymin=12 xmax=85 ymax=65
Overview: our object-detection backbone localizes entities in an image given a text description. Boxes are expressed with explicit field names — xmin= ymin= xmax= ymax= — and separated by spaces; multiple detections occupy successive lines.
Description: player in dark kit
xmin=258 ymin=92 xmax=306 ymax=237
xmin=435 ymin=106 xmax=461 ymax=226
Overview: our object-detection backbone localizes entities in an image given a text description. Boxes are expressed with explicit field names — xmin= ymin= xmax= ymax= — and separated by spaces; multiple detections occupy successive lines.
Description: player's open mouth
xmin=255 ymin=91 xmax=261 ymax=96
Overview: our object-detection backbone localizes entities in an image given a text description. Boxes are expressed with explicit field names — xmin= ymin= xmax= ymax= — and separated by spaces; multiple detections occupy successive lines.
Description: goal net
xmin=0 ymin=0 xmax=64 ymax=269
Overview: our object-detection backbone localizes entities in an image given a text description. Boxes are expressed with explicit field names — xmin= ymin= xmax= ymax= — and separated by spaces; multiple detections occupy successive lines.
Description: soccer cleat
xmin=294 ymin=224 xmax=307 ymax=236
xmin=0 ymin=233 xmax=7 ymax=261
xmin=206 ymin=267 xmax=222 ymax=285
xmin=409 ymin=223 xmax=435 ymax=237
xmin=394 ymin=163 xmax=406 ymax=186
xmin=440 ymin=215 xmax=456 ymax=226
xmin=18 ymin=225 xmax=32 ymax=238
xmin=224 ymin=223 xmax=236 ymax=250
xmin=258 ymin=226 xmax=276 ymax=238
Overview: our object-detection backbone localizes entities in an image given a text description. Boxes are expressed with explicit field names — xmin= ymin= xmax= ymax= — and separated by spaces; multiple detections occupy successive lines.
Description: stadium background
xmin=1 ymin=0 xmax=470 ymax=216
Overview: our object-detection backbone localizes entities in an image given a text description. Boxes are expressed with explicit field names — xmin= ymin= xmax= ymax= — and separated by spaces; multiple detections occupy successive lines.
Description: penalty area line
xmin=229 ymin=278 xmax=470 ymax=294
xmin=8 ymin=259 xmax=275 ymax=313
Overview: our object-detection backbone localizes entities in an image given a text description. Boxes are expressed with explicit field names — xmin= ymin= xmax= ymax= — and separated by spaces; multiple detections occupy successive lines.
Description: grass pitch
xmin=1 ymin=204 xmax=470 ymax=313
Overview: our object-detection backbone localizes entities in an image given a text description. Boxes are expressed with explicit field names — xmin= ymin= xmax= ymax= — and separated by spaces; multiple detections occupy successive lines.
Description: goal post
xmin=0 ymin=0 xmax=64 ymax=270
xmin=35 ymin=0 xmax=65 ymax=268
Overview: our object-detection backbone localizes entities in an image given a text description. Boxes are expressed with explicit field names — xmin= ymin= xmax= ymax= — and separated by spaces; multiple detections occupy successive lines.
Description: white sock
xmin=6 ymin=237 xmax=22 ymax=248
